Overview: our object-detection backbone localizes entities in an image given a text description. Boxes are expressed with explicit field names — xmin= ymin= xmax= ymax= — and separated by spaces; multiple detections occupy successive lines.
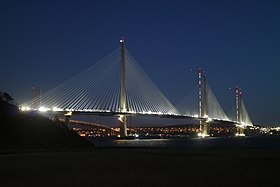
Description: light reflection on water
xmin=89 ymin=136 xmax=280 ymax=149
xmin=113 ymin=139 xmax=171 ymax=147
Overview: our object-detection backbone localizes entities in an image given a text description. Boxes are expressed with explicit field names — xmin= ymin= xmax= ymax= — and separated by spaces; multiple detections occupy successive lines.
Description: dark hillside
xmin=0 ymin=96 xmax=92 ymax=148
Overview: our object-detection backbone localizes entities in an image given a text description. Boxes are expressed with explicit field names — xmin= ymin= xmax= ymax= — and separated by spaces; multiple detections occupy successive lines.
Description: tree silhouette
xmin=1 ymin=92 xmax=14 ymax=102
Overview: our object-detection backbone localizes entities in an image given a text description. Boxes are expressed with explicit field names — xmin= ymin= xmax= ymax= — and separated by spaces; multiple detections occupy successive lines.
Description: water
xmin=88 ymin=136 xmax=280 ymax=149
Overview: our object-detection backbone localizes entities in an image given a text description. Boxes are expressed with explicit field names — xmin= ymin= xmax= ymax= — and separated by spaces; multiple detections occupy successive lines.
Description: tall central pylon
xmin=119 ymin=39 xmax=127 ymax=137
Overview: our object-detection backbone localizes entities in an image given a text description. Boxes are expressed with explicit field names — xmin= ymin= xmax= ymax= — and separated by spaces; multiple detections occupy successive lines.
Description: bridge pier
xmin=54 ymin=114 xmax=60 ymax=123
xmin=236 ymin=126 xmax=245 ymax=136
xmin=65 ymin=115 xmax=70 ymax=127
xmin=202 ymin=120 xmax=210 ymax=136
xmin=119 ymin=115 xmax=127 ymax=137
xmin=53 ymin=114 xmax=64 ymax=128
xmin=52 ymin=113 xmax=70 ymax=128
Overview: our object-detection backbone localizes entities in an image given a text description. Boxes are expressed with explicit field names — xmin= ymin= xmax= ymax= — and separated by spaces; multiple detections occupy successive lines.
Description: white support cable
xmin=176 ymin=85 xmax=198 ymax=116
xmin=240 ymin=99 xmax=253 ymax=126
xmin=125 ymin=50 xmax=178 ymax=114
xmin=21 ymin=47 xmax=179 ymax=115
xmin=206 ymin=83 xmax=229 ymax=120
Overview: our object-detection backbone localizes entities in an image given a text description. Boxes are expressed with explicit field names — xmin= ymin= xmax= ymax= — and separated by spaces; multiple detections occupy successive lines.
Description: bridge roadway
xmin=35 ymin=110 xmax=243 ymax=126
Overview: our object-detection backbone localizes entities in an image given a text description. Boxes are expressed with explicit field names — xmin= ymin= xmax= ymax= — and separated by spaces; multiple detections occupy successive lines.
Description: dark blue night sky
xmin=0 ymin=0 xmax=280 ymax=125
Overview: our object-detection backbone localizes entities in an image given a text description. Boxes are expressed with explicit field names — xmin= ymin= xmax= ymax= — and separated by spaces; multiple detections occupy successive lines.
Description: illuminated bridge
xmin=20 ymin=39 xmax=253 ymax=138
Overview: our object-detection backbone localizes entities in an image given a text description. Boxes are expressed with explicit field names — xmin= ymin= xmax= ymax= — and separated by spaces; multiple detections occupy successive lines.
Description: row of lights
xmin=20 ymin=106 xmax=64 ymax=112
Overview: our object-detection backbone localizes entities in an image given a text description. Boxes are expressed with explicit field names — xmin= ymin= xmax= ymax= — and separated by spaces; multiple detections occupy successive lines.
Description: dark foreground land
xmin=1 ymin=148 xmax=280 ymax=187
xmin=1 ymin=97 xmax=279 ymax=186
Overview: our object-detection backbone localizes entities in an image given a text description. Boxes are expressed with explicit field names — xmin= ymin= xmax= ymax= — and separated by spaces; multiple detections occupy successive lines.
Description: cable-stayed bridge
xmin=20 ymin=39 xmax=253 ymax=138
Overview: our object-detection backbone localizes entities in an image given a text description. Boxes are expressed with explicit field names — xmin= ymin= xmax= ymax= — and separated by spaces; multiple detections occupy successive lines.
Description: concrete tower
xmin=119 ymin=39 xmax=127 ymax=138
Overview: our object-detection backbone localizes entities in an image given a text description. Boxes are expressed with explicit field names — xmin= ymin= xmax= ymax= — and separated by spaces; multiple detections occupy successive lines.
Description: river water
xmin=88 ymin=136 xmax=280 ymax=149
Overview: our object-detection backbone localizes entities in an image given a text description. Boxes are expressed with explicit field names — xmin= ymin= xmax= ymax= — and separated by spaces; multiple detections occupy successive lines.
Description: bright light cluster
xmin=138 ymin=111 xmax=177 ymax=116
xmin=20 ymin=106 xmax=64 ymax=112
xmin=235 ymin=133 xmax=245 ymax=137
xmin=20 ymin=106 xmax=31 ymax=111
xmin=38 ymin=107 xmax=50 ymax=112
xmin=118 ymin=115 xmax=124 ymax=122
xmin=52 ymin=107 xmax=64 ymax=112
xmin=206 ymin=117 xmax=213 ymax=123
xmin=198 ymin=133 xmax=210 ymax=138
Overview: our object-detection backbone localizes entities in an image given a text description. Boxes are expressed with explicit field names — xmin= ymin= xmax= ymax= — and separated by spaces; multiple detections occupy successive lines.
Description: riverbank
xmin=1 ymin=148 xmax=280 ymax=187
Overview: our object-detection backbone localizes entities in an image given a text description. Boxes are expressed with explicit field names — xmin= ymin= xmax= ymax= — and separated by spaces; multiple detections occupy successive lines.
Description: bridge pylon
xmin=198 ymin=68 xmax=210 ymax=137
xmin=235 ymin=86 xmax=245 ymax=137
xmin=119 ymin=38 xmax=128 ymax=138
xmin=202 ymin=72 xmax=210 ymax=136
